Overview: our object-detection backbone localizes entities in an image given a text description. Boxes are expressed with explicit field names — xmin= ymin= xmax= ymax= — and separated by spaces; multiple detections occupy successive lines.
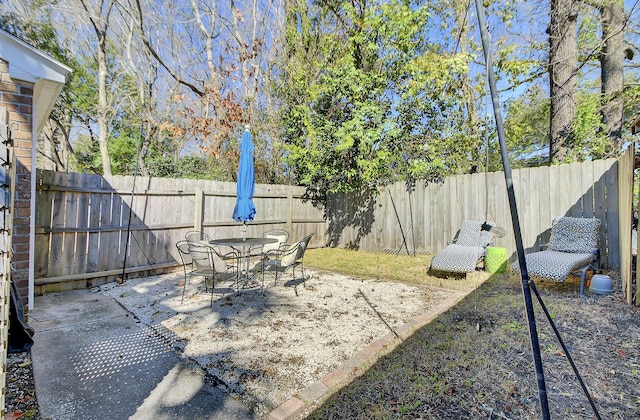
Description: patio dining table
xmin=210 ymin=237 xmax=278 ymax=292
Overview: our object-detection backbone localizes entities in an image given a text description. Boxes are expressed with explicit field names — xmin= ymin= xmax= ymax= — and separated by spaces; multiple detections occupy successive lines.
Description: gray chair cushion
xmin=429 ymin=220 xmax=495 ymax=274
xmin=511 ymin=216 xmax=600 ymax=282
xmin=456 ymin=221 xmax=494 ymax=247
xmin=548 ymin=217 xmax=600 ymax=253
xmin=513 ymin=250 xmax=594 ymax=282
xmin=430 ymin=244 xmax=486 ymax=273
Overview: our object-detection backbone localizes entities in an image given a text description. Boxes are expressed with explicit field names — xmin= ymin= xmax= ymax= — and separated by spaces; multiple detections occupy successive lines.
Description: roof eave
xmin=0 ymin=29 xmax=71 ymax=137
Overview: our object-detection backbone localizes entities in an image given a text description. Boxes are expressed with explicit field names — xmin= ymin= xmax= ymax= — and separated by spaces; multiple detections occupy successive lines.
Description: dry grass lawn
xmin=305 ymin=248 xmax=485 ymax=292
xmin=304 ymin=248 xmax=640 ymax=419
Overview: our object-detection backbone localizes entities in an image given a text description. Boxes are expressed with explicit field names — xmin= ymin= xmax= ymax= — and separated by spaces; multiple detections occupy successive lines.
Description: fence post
xmin=618 ymin=145 xmax=635 ymax=305
xmin=194 ymin=187 xmax=204 ymax=232
xmin=287 ymin=187 xmax=293 ymax=234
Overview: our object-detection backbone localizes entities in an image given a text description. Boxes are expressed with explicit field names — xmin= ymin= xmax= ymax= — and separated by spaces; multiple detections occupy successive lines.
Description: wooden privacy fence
xmin=328 ymin=150 xmax=634 ymax=280
xmin=34 ymin=149 xmax=636 ymax=303
xmin=34 ymin=172 xmax=326 ymax=289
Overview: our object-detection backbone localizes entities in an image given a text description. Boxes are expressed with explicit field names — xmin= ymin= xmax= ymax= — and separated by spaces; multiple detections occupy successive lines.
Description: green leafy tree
xmin=503 ymin=86 xmax=550 ymax=168
xmin=277 ymin=0 xmax=490 ymax=200
xmin=503 ymin=84 xmax=611 ymax=166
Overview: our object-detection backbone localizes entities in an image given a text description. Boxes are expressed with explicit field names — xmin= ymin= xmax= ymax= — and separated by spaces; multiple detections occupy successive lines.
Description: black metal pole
xmin=121 ymin=123 xmax=143 ymax=283
xmin=388 ymin=188 xmax=410 ymax=256
xmin=401 ymin=137 xmax=416 ymax=257
xmin=407 ymin=186 xmax=416 ymax=257
xmin=473 ymin=1 xmax=550 ymax=418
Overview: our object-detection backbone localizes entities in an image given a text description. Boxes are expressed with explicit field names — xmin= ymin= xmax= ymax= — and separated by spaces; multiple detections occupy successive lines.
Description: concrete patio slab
xmin=29 ymin=289 xmax=254 ymax=420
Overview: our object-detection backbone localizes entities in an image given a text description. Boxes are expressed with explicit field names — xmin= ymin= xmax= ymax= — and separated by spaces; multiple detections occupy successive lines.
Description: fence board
xmin=403 ymin=183 xmax=413 ymax=253
xmin=387 ymin=184 xmax=398 ymax=252
xmin=430 ymin=180 xmax=446 ymax=252
xmin=486 ymin=172 xmax=498 ymax=225
xmin=465 ymin=174 xmax=473 ymax=223
xmin=568 ymin=163 xmax=581 ymax=217
xmin=64 ymin=172 xmax=80 ymax=275
xmin=617 ymin=145 xmax=634 ymax=303
xmin=416 ymin=184 xmax=425 ymax=252
xmin=557 ymin=164 xmax=571 ymax=217
xmin=472 ymin=173 xmax=483 ymax=222
xmin=75 ymin=173 xmax=90 ymax=275
xmin=423 ymin=183 xmax=432 ymax=252
xmin=606 ymin=160 xmax=620 ymax=270
xmin=582 ymin=161 xmax=596 ymax=217
xmin=383 ymin=185 xmax=395 ymax=253
xmin=529 ymin=166 xmax=543 ymax=249
xmin=593 ymin=159 xmax=609 ymax=268
xmin=48 ymin=172 xmax=67 ymax=277
xmin=34 ymin=170 xmax=54 ymax=278
xmin=87 ymin=175 xmax=104 ymax=273
xmin=109 ymin=177 xmax=124 ymax=277
xmin=407 ymin=186 xmax=417 ymax=254
xmin=537 ymin=166 xmax=551 ymax=246
xmin=393 ymin=182 xmax=402 ymax=250
xmin=444 ymin=176 xmax=456 ymax=243
xmin=94 ymin=179 xmax=111 ymax=276
xmin=518 ymin=168 xmax=535 ymax=249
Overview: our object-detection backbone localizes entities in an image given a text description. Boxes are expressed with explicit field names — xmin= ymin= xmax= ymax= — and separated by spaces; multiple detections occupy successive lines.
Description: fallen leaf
xmin=5 ymin=409 xmax=23 ymax=420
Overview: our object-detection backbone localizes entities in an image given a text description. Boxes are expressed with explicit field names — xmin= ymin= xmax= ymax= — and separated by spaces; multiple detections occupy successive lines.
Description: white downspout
xmin=28 ymin=102 xmax=36 ymax=310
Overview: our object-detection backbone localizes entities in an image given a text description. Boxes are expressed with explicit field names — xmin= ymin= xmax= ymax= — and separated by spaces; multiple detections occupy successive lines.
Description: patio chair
xmin=250 ymin=229 xmax=290 ymax=264
xmin=429 ymin=220 xmax=496 ymax=274
xmin=511 ymin=216 xmax=601 ymax=296
xmin=176 ymin=240 xmax=238 ymax=305
xmin=186 ymin=230 xmax=234 ymax=257
xmin=256 ymin=233 xmax=314 ymax=295
xmin=185 ymin=230 xmax=211 ymax=242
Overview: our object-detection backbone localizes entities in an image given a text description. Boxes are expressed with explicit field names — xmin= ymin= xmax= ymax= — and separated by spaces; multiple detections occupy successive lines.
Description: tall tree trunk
xmin=548 ymin=0 xmax=579 ymax=163
xmin=599 ymin=0 xmax=625 ymax=157
xmin=79 ymin=0 xmax=115 ymax=176
xmin=40 ymin=115 xmax=74 ymax=172
xmin=97 ymin=41 xmax=112 ymax=176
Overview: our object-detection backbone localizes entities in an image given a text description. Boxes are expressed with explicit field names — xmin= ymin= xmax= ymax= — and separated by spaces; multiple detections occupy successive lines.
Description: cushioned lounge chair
xmin=511 ymin=216 xmax=600 ymax=296
xmin=429 ymin=220 xmax=495 ymax=274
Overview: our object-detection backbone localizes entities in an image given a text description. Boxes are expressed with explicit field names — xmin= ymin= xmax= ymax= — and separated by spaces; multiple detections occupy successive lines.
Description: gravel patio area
xmin=98 ymin=269 xmax=464 ymax=418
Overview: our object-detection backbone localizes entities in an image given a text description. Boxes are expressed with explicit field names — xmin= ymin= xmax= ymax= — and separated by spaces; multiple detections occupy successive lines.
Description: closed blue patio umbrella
xmin=232 ymin=125 xmax=257 ymax=239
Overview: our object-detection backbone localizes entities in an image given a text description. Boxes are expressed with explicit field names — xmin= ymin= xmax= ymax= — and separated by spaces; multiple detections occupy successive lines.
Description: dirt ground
xmin=5 ymin=268 xmax=639 ymax=419
xmin=98 ymin=269 xmax=459 ymax=418
xmin=307 ymin=270 xmax=640 ymax=419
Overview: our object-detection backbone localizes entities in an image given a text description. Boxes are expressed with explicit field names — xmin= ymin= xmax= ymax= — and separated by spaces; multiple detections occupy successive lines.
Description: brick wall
xmin=0 ymin=59 xmax=34 ymax=304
